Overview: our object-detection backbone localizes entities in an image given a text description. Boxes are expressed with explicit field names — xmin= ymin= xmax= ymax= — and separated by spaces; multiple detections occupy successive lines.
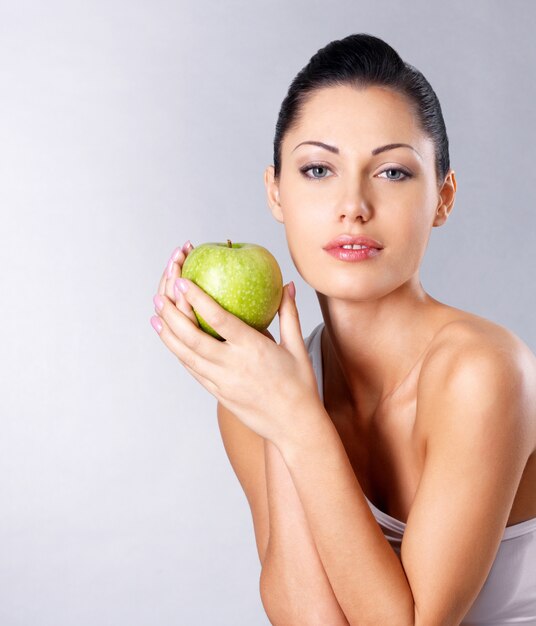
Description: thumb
xmin=278 ymin=281 xmax=306 ymax=354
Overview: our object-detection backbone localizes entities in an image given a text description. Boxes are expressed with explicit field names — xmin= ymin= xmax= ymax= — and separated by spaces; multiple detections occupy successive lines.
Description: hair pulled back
xmin=273 ymin=33 xmax=450 ymax=187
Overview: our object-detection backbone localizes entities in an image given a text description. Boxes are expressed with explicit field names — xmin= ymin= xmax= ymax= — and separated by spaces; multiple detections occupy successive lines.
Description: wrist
xmin=275 ymin=398 xmax=332 ymax=459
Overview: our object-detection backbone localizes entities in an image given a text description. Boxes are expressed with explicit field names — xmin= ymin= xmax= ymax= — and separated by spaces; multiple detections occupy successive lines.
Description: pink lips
xmin=325 ymin=246 xmax=382 ymax=262
xmin=323 ymin=234 xmax=384 ymax=250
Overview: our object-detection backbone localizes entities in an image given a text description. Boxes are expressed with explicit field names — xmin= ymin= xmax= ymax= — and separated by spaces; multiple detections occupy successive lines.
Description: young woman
xmin=151 ymin=34 xmax=536 ymax=625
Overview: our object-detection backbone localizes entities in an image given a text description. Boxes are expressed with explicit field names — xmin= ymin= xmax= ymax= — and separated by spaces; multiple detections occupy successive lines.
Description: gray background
xmin=1 ymin=1 xmax=535 ymax=624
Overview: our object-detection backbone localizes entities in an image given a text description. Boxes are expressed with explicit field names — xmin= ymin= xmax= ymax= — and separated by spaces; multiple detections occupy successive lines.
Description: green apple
xmin=181 ymin=239 xmax=283 ymax=341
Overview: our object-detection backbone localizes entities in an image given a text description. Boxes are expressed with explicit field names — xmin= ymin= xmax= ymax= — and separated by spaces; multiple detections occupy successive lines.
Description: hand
xmin=155 ymin=240 xmax=199 ymax=328
xmin=151 ymin=267 xmax=322 ymax=447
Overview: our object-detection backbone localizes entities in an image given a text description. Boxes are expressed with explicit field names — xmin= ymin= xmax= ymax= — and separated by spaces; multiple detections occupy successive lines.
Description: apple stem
xmin=227 ymin=239 xmax=232 ymax=248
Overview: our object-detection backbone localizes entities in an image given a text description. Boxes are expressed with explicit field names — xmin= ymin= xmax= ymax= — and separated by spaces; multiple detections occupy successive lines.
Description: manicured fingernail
xmin=153 ymin=294 xmax=164 ymax=311
xmin=175 ymin=278 xmax=188 ymax=293
xmin=288 ymin=281 xmax=296 ymax=299
xmin=166 ymin=257 xmax=175 ymax=278
xmin=171 ymin=247 xmax=182 ymax=262
xmin=182 ymin=240 xmax=192 ymax=253
xmin=150 ymin=316 xmax=163 ymax=333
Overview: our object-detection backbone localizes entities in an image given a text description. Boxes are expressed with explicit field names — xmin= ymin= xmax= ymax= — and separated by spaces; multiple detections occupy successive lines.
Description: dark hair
xmin=273 ymin=33 xmax=450 ymax=187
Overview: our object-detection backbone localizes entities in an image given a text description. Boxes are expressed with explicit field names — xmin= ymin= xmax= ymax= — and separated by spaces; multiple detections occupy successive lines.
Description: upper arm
xmin=217 ymin=400 xmax=270 ymax=567
xmin=401 ymin=338 xmax=534 ymax=626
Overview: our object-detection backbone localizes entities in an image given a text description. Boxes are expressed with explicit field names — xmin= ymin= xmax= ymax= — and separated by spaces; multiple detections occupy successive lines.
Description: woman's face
xmin=265 ymin=84 xmax=456 ymax=301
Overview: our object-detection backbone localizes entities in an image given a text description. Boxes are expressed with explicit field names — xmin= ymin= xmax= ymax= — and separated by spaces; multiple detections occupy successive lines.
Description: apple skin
xmin=181 ymin=240 xmax=283 ymax=341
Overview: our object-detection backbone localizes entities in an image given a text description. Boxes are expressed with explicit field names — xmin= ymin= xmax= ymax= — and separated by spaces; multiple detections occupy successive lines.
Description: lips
xmin=323 ymin=234 xmax=384 ymax=250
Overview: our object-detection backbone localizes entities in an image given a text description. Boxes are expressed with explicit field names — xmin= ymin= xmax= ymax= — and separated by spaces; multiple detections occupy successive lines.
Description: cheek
xmin=282 ymin=210 xmax=330 ymax=279
xmin=282 ymin=201 xmax=323 ymax=244
xmin=402 ymin=212 xmax=434 ymax=262
xmin=385 ymin=200 xmax=431 ymax=247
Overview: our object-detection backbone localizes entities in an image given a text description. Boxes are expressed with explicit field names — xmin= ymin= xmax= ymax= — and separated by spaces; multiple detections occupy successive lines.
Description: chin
xmin=318 ymin=278 xmax=392 ymax=302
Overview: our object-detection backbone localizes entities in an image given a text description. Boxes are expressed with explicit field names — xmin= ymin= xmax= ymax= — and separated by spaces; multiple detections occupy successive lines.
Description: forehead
xmin=285 ymin=84 xmax=431 ymax=156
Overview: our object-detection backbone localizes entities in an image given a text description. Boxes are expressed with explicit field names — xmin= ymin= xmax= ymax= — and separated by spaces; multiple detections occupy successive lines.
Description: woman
xmin=151 ymin=34 xmax=536 ymax=625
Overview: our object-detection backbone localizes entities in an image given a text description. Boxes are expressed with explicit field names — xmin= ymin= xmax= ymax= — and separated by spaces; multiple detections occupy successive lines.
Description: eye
xmin=378 ymin=167 xmax=412 ymax=182
xmin=299 ymin=163 xmax=334 ymax=180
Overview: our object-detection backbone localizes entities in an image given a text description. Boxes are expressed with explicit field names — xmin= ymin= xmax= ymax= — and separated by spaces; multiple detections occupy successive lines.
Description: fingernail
xmin=182 ymin=240 xmax=192 ymax=253
xmin=288 ymin=281 xmax=296 ymax=299
xmin=166 ymin=257 xmax=175 ymax=278
xmin=150 ymin=316 xmax=163 ymax=334
xmin=171 ymin=247 xmax=182 ymax=262
xmin=153 ymin=294 xmax=164 ymax=311
xmin=175 ymin=278 xmax=188 ymax=293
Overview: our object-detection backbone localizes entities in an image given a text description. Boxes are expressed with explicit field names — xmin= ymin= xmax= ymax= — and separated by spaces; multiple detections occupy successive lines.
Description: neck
xmin=317 ymin=275 xmax=443 ymax=422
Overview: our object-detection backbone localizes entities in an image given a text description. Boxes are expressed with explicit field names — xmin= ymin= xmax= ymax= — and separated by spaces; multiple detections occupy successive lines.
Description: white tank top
xmin=304 ymin=322 xmax=536 ymax=624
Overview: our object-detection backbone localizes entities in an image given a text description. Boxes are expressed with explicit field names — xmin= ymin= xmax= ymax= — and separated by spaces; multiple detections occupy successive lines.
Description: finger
xmin=158 ymin=246 xmax=184 ymax=297
xmin=176 ymin=290 xmax=199 ymax=327
xmin=182 ymin=240 xmax=194 ymax=255
xmin=154 ymin=293 xmax=226 ymax=364
xmin=278 ymin=282 xmax=306 ymax=356
xmin=174 ymin=277 xmax=254 ymax=345
xmin=151 ymin=310 xmax=224 ymax=382
xmin=182 ymin=361 xmax=222 ymax=402
xmin=157 ymin=268 xmax=168 ymax=297
xmin=167 ymin=243 xmax=199 ymax=327
xmin=164 ymin=248 xmax=186 ymax=302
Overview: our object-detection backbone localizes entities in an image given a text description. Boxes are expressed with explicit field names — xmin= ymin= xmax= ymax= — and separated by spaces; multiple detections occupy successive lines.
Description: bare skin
xmin=320 ymin=310 xmax=536 ymax=527
xmin=157 ymin=242 xmax=536 ymax=526
xmin=158 ymin=87 xmax=536 ymax=531
xmin=156 ymin=235 xmax=535 ymax=626
xmin=263 ymin=83 xmax=536 ymax=527
xmin=154 ymin=84 xmax=536 ymax=623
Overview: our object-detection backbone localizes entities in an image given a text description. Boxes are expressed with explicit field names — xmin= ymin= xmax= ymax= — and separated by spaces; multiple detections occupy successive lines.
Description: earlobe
xmin=433 ymin=204 xmax=448 ymax=227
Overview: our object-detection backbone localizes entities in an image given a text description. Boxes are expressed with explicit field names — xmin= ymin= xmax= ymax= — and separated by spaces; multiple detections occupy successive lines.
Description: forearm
xmin=277 ymin=402 xmax=415 ymax=626
xmin=260 ymin=438 xmax=350 ymax=625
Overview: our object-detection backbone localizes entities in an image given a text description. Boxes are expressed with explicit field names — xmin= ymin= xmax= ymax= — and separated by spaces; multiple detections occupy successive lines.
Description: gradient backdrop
xmin=1 ymin=1 xmax=535 ymax=624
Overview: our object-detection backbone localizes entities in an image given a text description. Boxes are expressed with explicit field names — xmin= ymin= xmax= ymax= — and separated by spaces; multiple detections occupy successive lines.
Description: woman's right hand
xmin=156 ymin=240 xmax=199 ymax=327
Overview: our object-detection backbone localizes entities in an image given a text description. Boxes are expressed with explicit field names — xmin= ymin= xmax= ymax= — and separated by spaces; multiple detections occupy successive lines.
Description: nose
xmin=337 ymin=179 xmax=372 ymax=223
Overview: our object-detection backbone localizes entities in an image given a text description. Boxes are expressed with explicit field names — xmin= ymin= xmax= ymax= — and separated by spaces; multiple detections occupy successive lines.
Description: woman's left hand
xmin=151 ymin=278 xmax=321 ymax=447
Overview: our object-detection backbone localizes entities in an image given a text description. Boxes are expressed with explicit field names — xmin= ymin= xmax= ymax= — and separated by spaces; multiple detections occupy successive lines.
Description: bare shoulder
xmin=423 ymin=310 xmax=536 ymax=376
xmin=418 ymin=312 xmax=536 ymax=452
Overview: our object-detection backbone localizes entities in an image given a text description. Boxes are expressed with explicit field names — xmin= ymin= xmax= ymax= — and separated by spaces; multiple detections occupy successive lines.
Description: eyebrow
xmin=292 ymin=140 xmax=422 ymax=159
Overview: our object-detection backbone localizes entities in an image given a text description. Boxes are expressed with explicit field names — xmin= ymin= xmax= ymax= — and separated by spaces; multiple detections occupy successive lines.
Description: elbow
xmin=412 ymin=605 xmax=457 ymax=626
xmin=258 ymin=567 xmax=275 ymax=624
xmin=346 ymin=613 xmax=413 ymax=626
xmin=260 ymin=562 xmax=351 ymax=626
xmin=357 ymin=599 xmax=414 ymax=626
xmin=259 ymin=565 xmax=292 ymax=626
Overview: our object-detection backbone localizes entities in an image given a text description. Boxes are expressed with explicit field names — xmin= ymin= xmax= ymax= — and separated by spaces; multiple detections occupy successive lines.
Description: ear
xmin=264 ymin=165 xmax=284 ymax=223
xmin=433 ymin=169 xmax=457 ymax=227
